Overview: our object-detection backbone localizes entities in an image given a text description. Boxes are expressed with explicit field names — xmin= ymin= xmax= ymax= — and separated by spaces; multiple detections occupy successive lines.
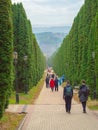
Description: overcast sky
xmin=12 ymin=0 xmax=85 ymax=27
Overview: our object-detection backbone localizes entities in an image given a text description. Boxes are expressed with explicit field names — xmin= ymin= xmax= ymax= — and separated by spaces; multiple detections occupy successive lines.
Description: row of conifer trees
xmin=0 ymin=1 xmax=46 ymax=119
xmin=51 ymin=0 xmax=98 ymax=98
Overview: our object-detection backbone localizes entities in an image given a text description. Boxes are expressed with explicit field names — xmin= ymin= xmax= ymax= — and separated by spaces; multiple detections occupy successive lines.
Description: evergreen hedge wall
xmin=51 ymin=0 xmax=98 ymax=98
xmin=0 ymin=0 xmax=13 ymax=118
xmin=0 ymin=1 xmax=45 ymax=119
xmin=12 ymin=3 xmax=46 ymax=92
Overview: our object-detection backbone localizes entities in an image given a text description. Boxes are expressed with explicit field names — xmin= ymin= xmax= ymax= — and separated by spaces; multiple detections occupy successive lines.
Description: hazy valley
xmin=33 ymin=26 xmax=71 ymax=57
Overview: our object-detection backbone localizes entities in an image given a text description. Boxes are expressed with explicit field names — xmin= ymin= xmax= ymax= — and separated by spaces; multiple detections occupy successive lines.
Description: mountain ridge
xmin=33 ymin=26 xmax=71 ymax=33
xmin=33 ymin=26 xmax=71 ymax=57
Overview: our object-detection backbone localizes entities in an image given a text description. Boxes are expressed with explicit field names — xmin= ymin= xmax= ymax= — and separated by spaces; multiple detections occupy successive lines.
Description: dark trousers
xmin=46 ymin=82 xmax=49 ymax=88
xmin=64 ymin=96 xmax=72 ymax=112
xmin=51 ymin=87 xmax=54 ymax=91
xmin=82 ymin=101 xmax=86 ymax=112
xmin=55 ymin=86 xmax=58 ymax=91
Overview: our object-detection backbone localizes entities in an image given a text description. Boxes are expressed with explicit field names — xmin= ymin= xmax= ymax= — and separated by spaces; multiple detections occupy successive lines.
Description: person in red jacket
xmin=49 ymin=74 xmax=55 ymax=92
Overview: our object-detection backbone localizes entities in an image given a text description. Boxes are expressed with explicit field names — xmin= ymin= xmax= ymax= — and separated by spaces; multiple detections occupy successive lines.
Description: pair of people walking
xmin=49 ymin=74 xmax=59 ymax=92
xmin=63 ymin=80 xmax=89 ymax=113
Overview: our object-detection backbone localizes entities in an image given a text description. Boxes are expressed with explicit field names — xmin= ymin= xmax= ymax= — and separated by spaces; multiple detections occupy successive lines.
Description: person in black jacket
xmin=63 ymin=80 xmax=73 ymax=113
xmin=54 ymin=76 xmax=58 ymax=91
xmin=78 ymin=80 xmax=89 ymax=113
xmin=45 ymin=74 xmax=50 ymax=88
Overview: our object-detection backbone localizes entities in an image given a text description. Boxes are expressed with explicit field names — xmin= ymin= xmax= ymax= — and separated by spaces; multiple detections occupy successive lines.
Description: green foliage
xmin=12 ymin=3 xmax=46 ymax=92
xmin=9 ymin=74 xmax=45 ymax=104
xmin=0 ymin=1 xmax=46 ymax=119
xmin=51 ymin=0 xmax=98 ymax=98
xmin=0 ymin=0 xmax=13 ymax=118
xmin=88 ymin=105 xmax=98 ymax=110
xmin=0 ymin=112 xmax=25 ymax=130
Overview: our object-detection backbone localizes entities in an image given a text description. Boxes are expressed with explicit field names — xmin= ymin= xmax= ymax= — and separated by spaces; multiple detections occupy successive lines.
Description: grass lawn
xmin=88 ymin=105 xmax=98 ymax=110
xmin=0 ymin=112 xmax=25 ymax=130
xmin=9 ymin=74 xmax=45 ymax=104
xmin=87 ymin=99 xmax=98 ymax=110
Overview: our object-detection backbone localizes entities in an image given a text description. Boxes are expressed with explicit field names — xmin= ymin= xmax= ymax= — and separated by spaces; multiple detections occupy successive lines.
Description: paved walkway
xmin=6 ymin=83 xmax=98 ymax=130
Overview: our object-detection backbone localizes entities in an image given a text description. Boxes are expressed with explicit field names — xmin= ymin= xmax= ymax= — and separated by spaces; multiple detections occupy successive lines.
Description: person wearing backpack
xmin=78 ymin=80 xmax=89 ymax=113
xmin=63 ymin=80 xmax=73 ymax=113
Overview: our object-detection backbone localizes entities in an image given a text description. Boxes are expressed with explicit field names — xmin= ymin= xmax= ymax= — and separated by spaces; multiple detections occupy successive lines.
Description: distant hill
xmin=35 ymin=32 xmax=66 ymax=57
xmin=33 ymin=26 xmax=71 ymax=33
xmin=33 ymin=26 xmax=71 ymax=57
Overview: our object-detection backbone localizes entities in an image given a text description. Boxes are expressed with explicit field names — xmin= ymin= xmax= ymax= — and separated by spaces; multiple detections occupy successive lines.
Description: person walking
xmin=61 ymin=74 xmax=65 ymax=82
xmin=63 ymin=80 xmax=73 ymax=113
xmin=78 ymin=80 xmax=89 ymax=113
xmin=45 ymin=74 xmax=50 ymax=88
xmin=49 ymin=74 xmax=55 ymax=92
xmin=58 ymin=77 xmax=61 ymax=86
xmin=54 ymin=76 xmax=59 ymax=91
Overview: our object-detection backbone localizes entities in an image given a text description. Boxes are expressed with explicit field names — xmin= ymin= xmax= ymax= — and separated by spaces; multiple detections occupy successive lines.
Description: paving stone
xmin=20 ymin=84 xmax=98 ymax=130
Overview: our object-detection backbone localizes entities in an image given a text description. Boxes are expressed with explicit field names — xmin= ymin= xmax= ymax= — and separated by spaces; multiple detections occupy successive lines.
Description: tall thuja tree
xmin=52 ymin=44 xmax=63 ymax=76
xmin=36 ymin=44 xmax=45 ymax=81
xmin=0 ymin=0 xmax=13 ymax=118
xmin=70 ymin=16 xmax=79 ymax=84
xmin=26 ymin=20 xmax=35 ymax=88
xmin=91 ymin=1 xmax=98 ymax=97
xmin=31 ymin=34 xmax=38 ymax=85
xmin=95 ymin=13 xmax=98 ymax=97
xmin=82 ymin=0 xmax=94 ymax=87
xmin=89 ymin=11 xmax=98 ymax=97
xmin=12 ymin=3 xmax=30 ymax=91
xmin=32 ymin=35 xmax=45 ymax=85
xmin=84 ymin=0 xmax=98 ymax=97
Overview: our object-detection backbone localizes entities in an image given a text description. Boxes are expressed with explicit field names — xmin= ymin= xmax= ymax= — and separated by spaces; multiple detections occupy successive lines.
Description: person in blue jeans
xmin=63 ymin=80 xmax=73 ymax=113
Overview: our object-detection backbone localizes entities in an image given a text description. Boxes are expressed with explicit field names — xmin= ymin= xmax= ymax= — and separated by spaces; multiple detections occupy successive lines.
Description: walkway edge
xmin=17 ymin=114 xmax=28 ymax=130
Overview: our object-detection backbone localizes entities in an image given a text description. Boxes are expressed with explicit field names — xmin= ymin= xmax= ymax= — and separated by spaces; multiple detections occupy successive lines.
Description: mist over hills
xmin=33 ymin=26 xmax=71 ymax=33
xmin=33 ymin=26 xmax=71 ymax=57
